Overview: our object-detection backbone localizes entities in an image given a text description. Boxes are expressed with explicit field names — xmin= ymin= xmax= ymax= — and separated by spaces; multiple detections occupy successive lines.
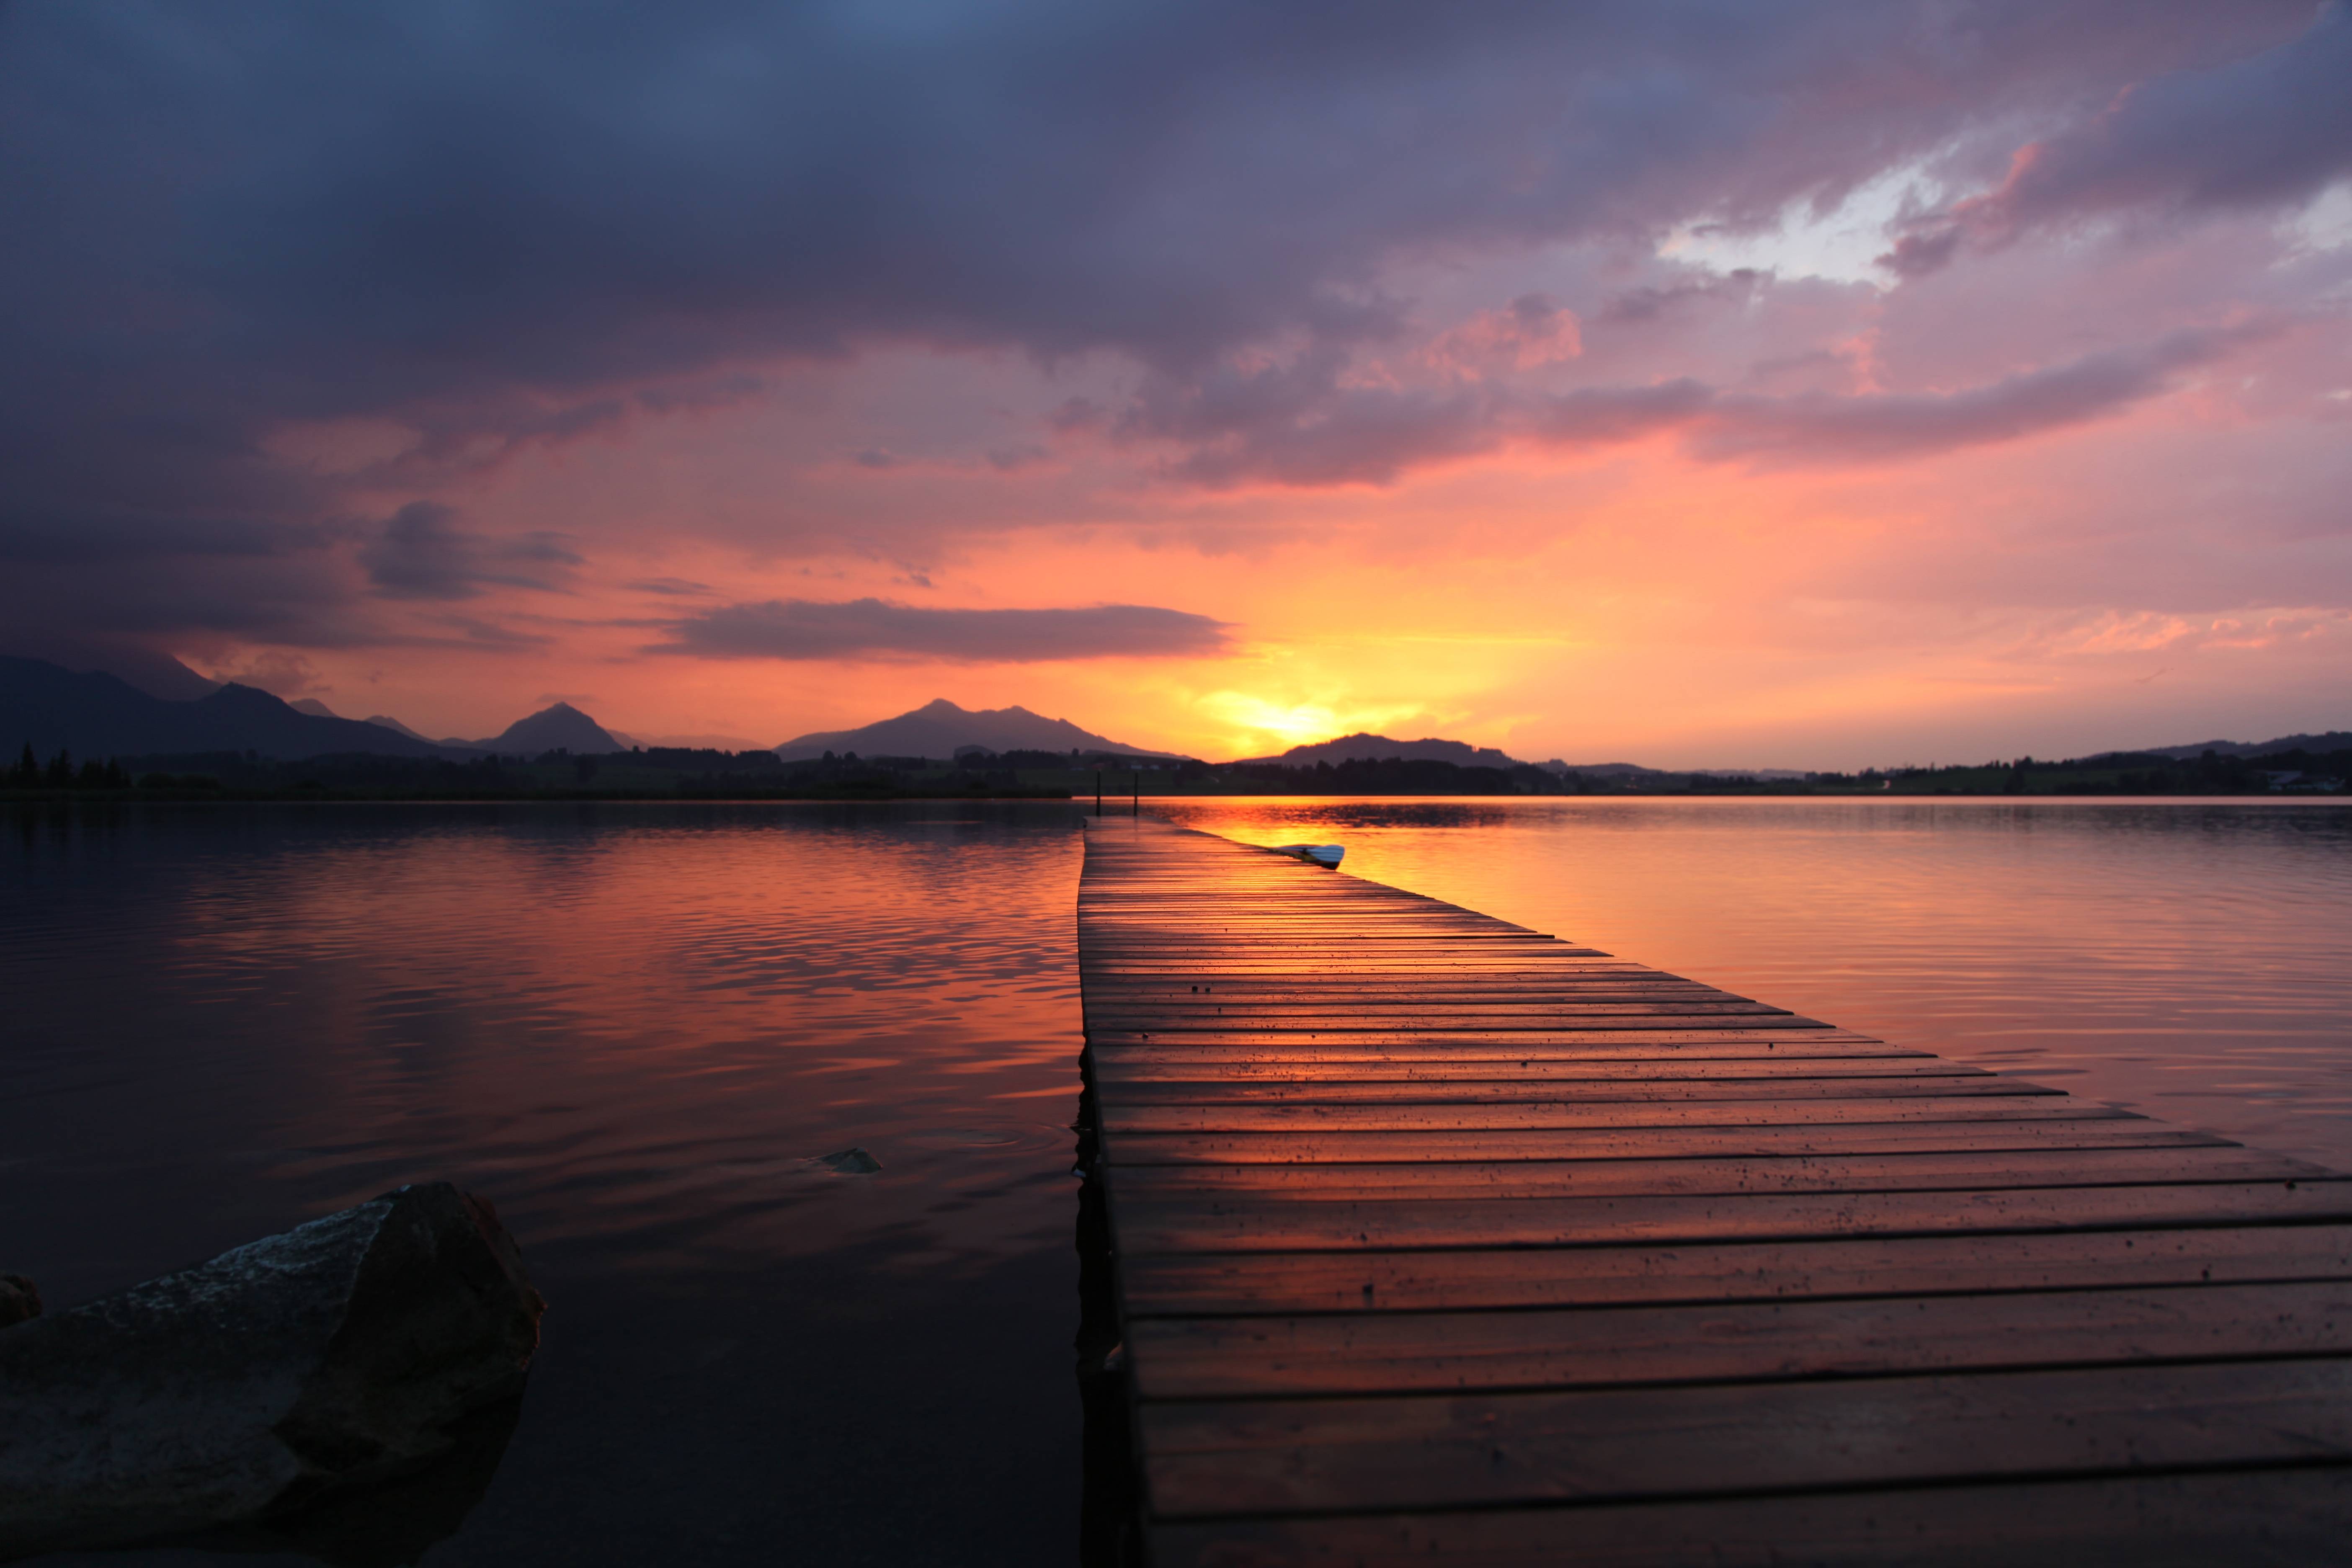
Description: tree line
xmin=8 ymin=745 xmax=136 ymax=790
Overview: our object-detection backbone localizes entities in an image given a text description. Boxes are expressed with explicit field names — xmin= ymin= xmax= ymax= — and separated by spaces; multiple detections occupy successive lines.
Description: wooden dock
xmin=1078 ymin=816 xmax=2352 ymax=1566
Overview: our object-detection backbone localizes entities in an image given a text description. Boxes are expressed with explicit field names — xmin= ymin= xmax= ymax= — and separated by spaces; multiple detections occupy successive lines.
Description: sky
xmin=4 ymin=1 xmax=2348 ymax=766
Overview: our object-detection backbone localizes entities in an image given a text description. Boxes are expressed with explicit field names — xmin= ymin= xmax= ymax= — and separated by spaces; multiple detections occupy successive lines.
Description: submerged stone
xmin=818 ymin=1147 xmax=882 ymax=1174
xmin=0 ymin=1182 xmax=544 ymax=1558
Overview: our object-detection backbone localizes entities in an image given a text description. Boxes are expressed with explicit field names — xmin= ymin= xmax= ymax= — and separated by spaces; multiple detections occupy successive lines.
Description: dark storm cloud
xmin=658 ymin=599 xmax=1231 ymax=663
xmin=358 ymin=503 xmax=582 ymax=601
xmin=0 ymin=0 xmax=2318 ymax=645
xmin=0 ymin=504 xmax=361 ymax=659
xmin=0 ymin=513 xmax=314 ymax=566
xmin=1885 ymin=3 xmax=2352 ymax=275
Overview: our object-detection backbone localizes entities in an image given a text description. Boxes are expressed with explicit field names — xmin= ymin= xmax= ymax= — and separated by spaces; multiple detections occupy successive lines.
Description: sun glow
xmin=1194 ymin=690 xmax=1432 ymax=756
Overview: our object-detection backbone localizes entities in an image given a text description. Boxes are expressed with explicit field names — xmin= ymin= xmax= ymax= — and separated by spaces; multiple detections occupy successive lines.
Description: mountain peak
xmin=0 ymin=656 xmax=450 ymax=761
xmin=365 ymin=714 xmax=436 ymax=743
xmin=1240 ymin=731 xmax=1525 ymax=769
xmin=472 ymin=701 xmax=621 ymax=754
xmin=774 ymin=699 xmax=1171 ymax=761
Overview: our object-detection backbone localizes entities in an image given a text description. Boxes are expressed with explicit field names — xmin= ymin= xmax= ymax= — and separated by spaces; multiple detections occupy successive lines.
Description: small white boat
xmin=1271 ymin=843 xmax=1345 ymax=869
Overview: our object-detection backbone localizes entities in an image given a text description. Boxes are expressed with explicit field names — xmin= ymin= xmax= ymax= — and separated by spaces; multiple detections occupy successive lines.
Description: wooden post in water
xmin=1094 ymin=768 xmax=1101 ymax=816
xmin=1132 ymin=769 xmax=1140 ymax=816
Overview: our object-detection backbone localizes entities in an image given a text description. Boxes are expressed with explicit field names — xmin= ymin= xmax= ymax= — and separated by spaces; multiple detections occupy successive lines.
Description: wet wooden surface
xmin=1078 ymin=817 xmax=2352 ymax=1565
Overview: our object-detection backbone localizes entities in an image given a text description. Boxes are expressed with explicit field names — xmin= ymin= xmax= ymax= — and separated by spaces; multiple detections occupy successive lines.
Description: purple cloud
xmin=655 ymin=598 xmax=1231 ymax=662
xmin=1885 ymin=4 xmax=2351 ymax=274
xmin=0 ymin=0 xmax=2322 ymax=650
xmin=1694 ymin=324 xmax=2275 ymax=462
xmin=1111 ymin=325 xmax=2267 ymax=486
xmin=358 ymin=503 xmax=582 ymax=601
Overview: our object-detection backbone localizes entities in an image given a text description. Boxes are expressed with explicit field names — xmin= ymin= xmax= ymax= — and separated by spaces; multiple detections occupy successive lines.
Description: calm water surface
xmin=2 ymin=802 xmax=1086 ymax=1565
xmin=7 ymin=796 xmax=2352 ymax=1564
xmin=1161 ymin=797 xmax=2352 ymax=1169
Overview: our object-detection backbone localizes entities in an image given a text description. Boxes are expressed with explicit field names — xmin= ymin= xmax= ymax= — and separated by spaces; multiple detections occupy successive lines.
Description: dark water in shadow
xmin=1 ymin=802 xmax=1086 ymax=1565
xmin=1160 ymin=797 xmax=2352 ymax=1170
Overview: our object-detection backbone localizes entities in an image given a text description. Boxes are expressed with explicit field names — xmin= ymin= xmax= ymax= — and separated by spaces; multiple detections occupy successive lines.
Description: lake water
xmin=4 ymin=796 xmax=2351 ymax=1564
xmin=1 ymin=802 xmax=1089 ymax=1566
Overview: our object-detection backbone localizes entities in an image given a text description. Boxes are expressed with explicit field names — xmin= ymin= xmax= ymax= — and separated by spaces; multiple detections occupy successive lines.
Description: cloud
xmin=0 ymin=0 xmax=2329 ymax=656
xmin=1884 ymin=4 xmax=2352 ymax=275
xmin=986 ymin=443 xmax=1050 ymax=472
xmin=2 ymin=5 xmax=2305 ymax=487
xmin=1429 ymin=294 xmax=1583 ymax=371
xmin=0 ymin=512 xmax=313 ymax=566
xmin=1115 ymin=323 xmax=2265 ymax=486
xmin=0 ymin=506 xmax=359 ymax=653
xmin=1599 ymin=269 xmax=1769 ymax=323
xmin=206 ymin=648 xmax=328 ymax=698
xmin=358 ymin=502 xmax=581 ymax=600
xmin=1694 ymin=323 xmax=2274 ymax=462
xmin=655 ymin=598 xmax=1232 ymax=662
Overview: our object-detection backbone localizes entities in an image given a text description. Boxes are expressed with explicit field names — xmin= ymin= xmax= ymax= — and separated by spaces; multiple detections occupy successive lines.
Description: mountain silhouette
xmin=774 ymin=698 xmax=1171 ymax=761
xmin=465 ymin=701 xmax=621 ymax=754
xmin=364 ymin=714 xmax=437 ymax=743
xmin=2138 ymin=731 xmax=2352 ymax=760
xmin=1240 ymin=732 xmax=1526 ymax=768
xmin=0 ymin=657 xmax=459 ymax=761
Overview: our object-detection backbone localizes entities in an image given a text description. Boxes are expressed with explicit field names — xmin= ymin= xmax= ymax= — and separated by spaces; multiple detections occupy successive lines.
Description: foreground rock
xmin=0 ymin=1183 xmax=544 ymax=1559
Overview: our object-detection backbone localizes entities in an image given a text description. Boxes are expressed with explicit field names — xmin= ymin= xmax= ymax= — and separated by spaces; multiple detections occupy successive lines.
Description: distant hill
xmin=1542 ymin=759 xmax=1669 ymax=777
xmin=364 ymin=714 xmax=438 ymax=743
xmin=463 ymin=701 xmax=621 ymax=755
xmin=2138 ymin=731 xmax=2352 ymax=761
xmin=1240 ymin=733 xmax=1704 ymax=778
xmin=303 ymin=695 xmax=630 ymax=757
xmin=775 ymin=699 xmax=1173 ymax=761
xmin=0 ymin=656 xmax=460 ymax=761
xmin=1240 ymin=732 xmax=1526 ymax=768
xmin=0 ymin=642 xmax=220 ymax=702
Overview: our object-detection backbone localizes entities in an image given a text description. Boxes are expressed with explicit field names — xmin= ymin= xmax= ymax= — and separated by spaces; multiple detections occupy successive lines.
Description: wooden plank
xmin=1087 ymin=1006 xmax=1782 ymax=1025
xmin=1097 ymin=1055 xmax=1947 ymax=1083
xmin=1118 ymin=1224 xmax=2352 ymax=1316
xmin=1148 ymin=1468 xmax=2352 ymax=1568
xmin=1102 ymin=1063 xmax=1991 ymax=1097
xmin=1139 ymin=1358 xmax=2352 ymax=1517
xmin=1083 ymin=956 xmax=1622 ymax=970
xmin=1107 ymin=1144 xmax=2322 ymax=1202
xmin=1129 ymin=1279 xmax=2352 ymax=1398
xmin=1090 ymin=1027 xmax=1884 ymax=1052
xmin=1100 ymin=1016 xmax=1854 ymax=1037
xmin=1104 ymin=1074 xmax=2012 ymax=1107
xmin=1110 ymin=1180 xmax=2352 ymax=1255
xmin=1094 ymin=1034 xmax=1906 ymax=1063
xmin=1103 ymin=1096 xmax=2087 ymax=1134
xmin=1086 ymin=1006 xmax=1804 ymax=1026
xmin=1093 ymin=972 xmax=1682 ymax=985
xmin=1107 ymin=1117 xmax=2223 ymax=1168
